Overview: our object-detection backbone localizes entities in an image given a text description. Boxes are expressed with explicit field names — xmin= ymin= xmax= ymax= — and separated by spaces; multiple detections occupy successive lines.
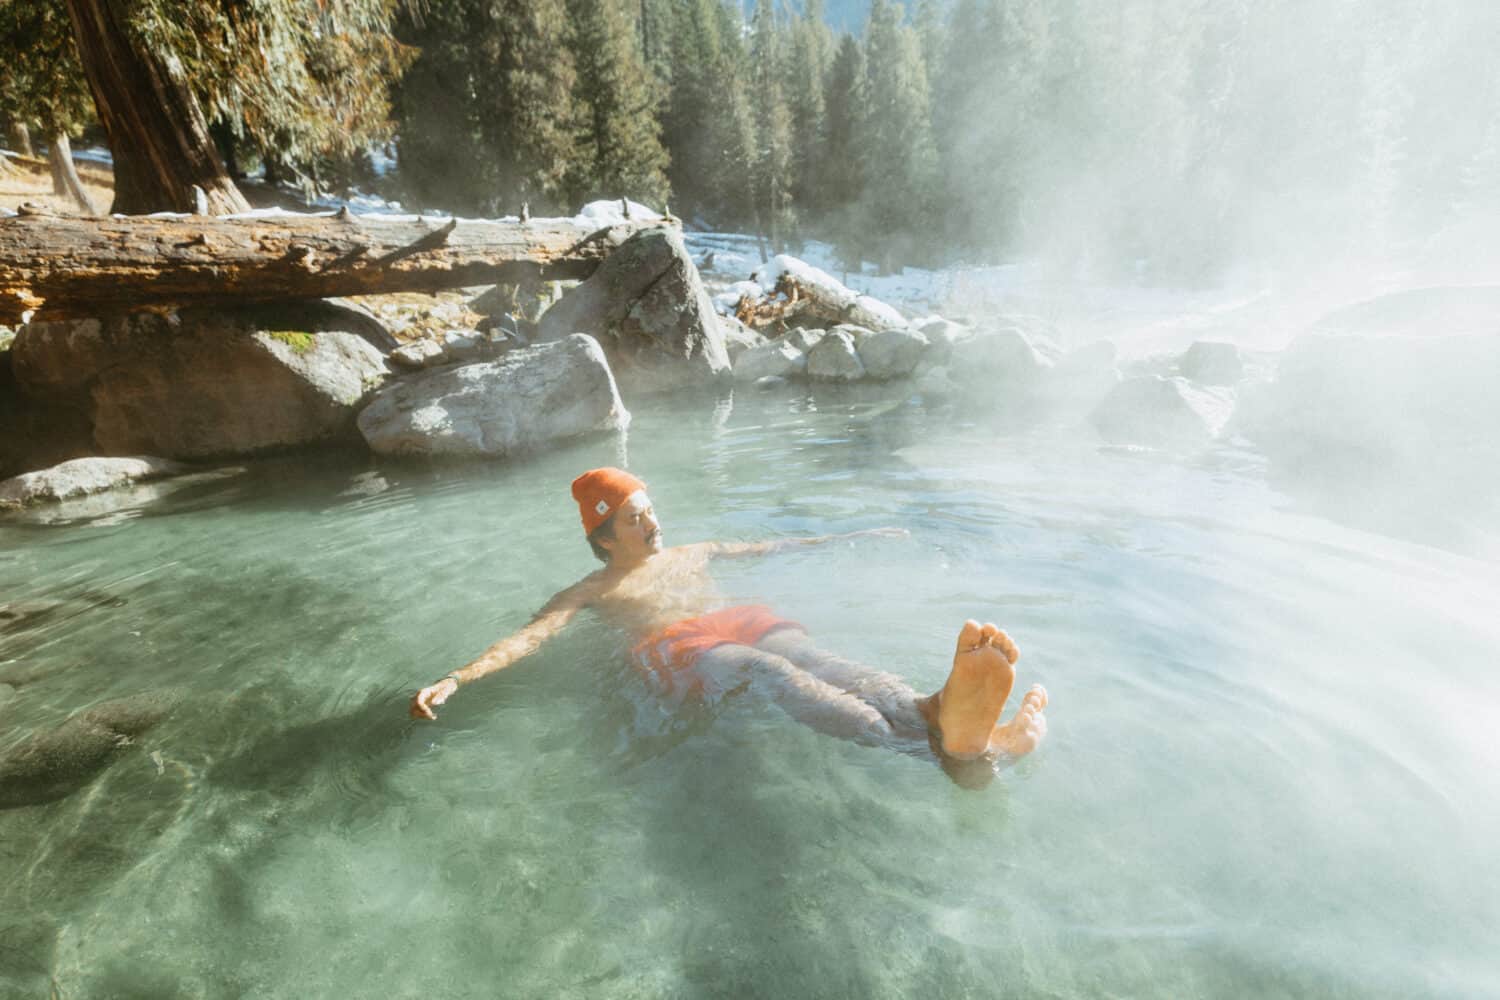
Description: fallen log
xmin=0 ymin=208 xmax=663 ymax=324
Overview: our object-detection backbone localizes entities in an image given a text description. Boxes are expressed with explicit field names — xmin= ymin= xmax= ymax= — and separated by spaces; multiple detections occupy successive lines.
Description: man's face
xmin=604 ymin=491 xmax=662 ymax=561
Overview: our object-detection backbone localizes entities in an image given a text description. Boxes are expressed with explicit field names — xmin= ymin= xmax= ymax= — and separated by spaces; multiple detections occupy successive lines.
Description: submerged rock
xmin=1090 ymin=375 xmax=1234 ymax=447
xmin=12 ymin=306 xmax=391 ymax=459
xmin=356 ymin=334 xmax=630 ymax=457
xmin=539 ymin=226 xmax=730 ymax=391
xmin=0 ymin=691 xmax=180 ymax=810
xmin=0 ymin=456 xmax=186 ymax=507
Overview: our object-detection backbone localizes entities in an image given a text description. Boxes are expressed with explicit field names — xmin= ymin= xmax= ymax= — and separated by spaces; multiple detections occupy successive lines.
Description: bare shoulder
xmin=537 ymin=570 xmax=608 ymax=615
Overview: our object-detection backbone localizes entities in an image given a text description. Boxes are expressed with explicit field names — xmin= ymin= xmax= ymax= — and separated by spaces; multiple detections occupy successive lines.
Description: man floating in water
xmin=411 ymin=468 xmax=1048 ymax=770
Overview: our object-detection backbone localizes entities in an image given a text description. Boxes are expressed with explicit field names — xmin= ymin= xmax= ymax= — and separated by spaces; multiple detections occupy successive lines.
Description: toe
xmin=979 ymin=622 xmax=1001 ymax=645
xmin=993 ymin=630 xmax=1020 ymax=664
xmin=1025 ymin=684 xmax=1048 ymax=710
xmin=957 ymin=620 xmax=983 ymax=651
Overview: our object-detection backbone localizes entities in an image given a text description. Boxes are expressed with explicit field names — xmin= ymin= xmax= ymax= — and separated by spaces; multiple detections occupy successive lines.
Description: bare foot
xmin=989 ymin=684 xmax=1048 ymax=756
xmin=932 ymin=620 xmax=1019 ymax=760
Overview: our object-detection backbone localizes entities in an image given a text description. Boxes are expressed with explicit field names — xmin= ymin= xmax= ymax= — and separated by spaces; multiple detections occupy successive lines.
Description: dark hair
xmin=587 ymin=514 xmax=616 ymax=562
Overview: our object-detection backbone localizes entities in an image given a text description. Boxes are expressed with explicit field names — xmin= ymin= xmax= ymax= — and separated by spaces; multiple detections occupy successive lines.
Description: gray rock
xmin=0 ymin=456 xmax=186 ymax=507
xmin=858 ymin=327 xmax=931 ymax=380
xmin=0 ymin=691 xmax=180 ymax=809
xmin=784 ymin=328 xmax=826 ymax=353
xmin=1090 ymin=375 xmax=1234 ymax=448
xmin=13 ymin=308 xmax=391 ymax=459
xmin=734 ymin=339 xmax=808 ymax=383
xmin=806 ymin=329 xmax=866 ymax=381
xmin=754 ymin=375 xmax=788 ymax=390
xmin=830 ymin=323 xmax=874 ymax=343
xmin=442 ymin=328 xmax=502 ymax=364
xmin=390 ymin=338 xmax=447 ymax=370
xmin=916 ymin=316 xmax=968 ymax=344
xmin=539 ymin=227 xmax=729 ymax=390
xmin=357 ymin=334 xmax=630 ymax=457
xmin=1179 ymin=340 xmax=1243 ymax=386
xmin=718 ymin=315 xmax=765 ymax=360
xmin=947 ymin=324 xmax=1057 ymax=387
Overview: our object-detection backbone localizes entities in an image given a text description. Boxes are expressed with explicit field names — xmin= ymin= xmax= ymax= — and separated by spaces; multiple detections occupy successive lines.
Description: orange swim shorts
xmin=632 ymin=605 xmax=803 ymax=681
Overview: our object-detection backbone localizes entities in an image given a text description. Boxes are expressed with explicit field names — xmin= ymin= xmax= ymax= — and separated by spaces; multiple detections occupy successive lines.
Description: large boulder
xmin=357 ymin=334 xmax=630 ymax=457
xmin=1090 ymin=375 xmax=1234 ymax=448
xmin=537 ymin=227 xmax=730 ymax=391
xmin=946 ymin=324 xmax=1057 ymax=387
xmin=0 ymin=456 xmax=186 ymax=507
xmin=858 ymin=327 xmax=930 ymax=380
xmin=12 ymin=305 xmax=391 ymax=459
xmin=806 ymin=329 xmax=866 ymax=381
xmin=1179 ymin=340 xmax=1243 ymax=386
xmin=734 ymin=338 xmax=808 ymax=383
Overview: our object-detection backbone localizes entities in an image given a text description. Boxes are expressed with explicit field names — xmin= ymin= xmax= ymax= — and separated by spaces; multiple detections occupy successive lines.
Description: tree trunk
xmin=47 ymin=134 xmax=100 ymax=215
xmin=9 ymin=123 xmax=35 ymax=158
xmin=62 ymin=0 xmax=250 ymax=215
xmin=0 ymin=211 xmax=662 ymax=323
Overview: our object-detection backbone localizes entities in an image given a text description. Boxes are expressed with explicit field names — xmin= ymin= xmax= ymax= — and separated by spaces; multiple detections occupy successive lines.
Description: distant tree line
xmin=4 ymin=0 xmax=1500 ymax=282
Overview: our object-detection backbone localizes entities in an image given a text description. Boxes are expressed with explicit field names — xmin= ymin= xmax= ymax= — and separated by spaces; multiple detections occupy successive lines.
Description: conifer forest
xmin=4 ymin=0 xmax=1500 ymax=283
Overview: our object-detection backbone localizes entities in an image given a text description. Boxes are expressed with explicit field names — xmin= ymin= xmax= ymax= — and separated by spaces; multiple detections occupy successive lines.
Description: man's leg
xmin=756 ymin=621 xmax=1048 ymax=759
xmin=693 ymin=643 xmax=896 ymax=745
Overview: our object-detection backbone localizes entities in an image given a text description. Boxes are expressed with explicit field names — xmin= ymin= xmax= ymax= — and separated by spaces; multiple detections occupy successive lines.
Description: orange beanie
xmin=571 ymin=467 xmax=647 ymax=536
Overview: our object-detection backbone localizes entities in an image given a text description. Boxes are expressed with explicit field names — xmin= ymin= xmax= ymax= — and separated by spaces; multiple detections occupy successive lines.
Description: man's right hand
xmin=410 ymin=677 xmax=459 ymax=720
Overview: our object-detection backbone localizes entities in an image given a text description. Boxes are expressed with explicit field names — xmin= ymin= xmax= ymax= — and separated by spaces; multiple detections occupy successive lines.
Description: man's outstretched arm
xmin=704 ymin=527 xmax=908 ymax=559
xmin=409 ymin=582 xmax=593 ymax=721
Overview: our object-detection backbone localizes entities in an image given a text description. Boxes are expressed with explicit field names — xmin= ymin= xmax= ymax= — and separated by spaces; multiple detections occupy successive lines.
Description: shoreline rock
xmin=357 ymin=334 xmax=630 ymax=457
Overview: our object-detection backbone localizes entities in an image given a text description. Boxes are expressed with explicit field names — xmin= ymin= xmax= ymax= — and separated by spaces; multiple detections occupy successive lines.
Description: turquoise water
xmin=3 ymin=386 xmax=1499 ymax=998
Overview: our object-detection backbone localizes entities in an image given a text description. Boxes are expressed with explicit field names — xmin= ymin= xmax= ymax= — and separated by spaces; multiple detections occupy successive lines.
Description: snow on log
xmin=716 ymin=254 xmax=909 ymax=333
xmin=0 ymin=207 xmax=664 ymax=324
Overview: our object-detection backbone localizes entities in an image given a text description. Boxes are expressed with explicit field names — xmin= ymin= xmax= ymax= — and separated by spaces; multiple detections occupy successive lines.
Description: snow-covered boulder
xmin=538 ymin=226 xmax=729 ymax=391
xmin=1179 ymin=340 xmax=1243 ymax=386
xmin=806 ymin=329 xmax=866 ymax=381
xmin=0 ymin=456 xmax=186 ymax=507
xmin=1090 ymin=375 xmax=1234 ymax=447
xmin=357 ymin=334 xmax=629 ymax=457
xmin=858 ymin=327 xmax=930 ymax=380
xmin=12 ymin=307 xmax=391 ymax=459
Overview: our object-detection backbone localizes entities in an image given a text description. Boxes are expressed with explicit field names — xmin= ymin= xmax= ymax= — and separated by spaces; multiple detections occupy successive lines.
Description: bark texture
xmin=0 ymin=212 xmax=655 ymax=323
xmin=63 ymin=0 xmax=249 ymax=215
xmin=46 ymin=134 xmax=99 ymax=215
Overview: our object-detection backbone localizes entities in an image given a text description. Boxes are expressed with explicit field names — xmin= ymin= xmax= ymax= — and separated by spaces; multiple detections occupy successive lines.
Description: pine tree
xmin=749 ymin=0 xmax=793 ymax=250
xmin=820 ymin=32 xmax=867 ymax=266
xmin=854 ymin=0 xmax=938 ymax=268
xmin=783 ymin=0 xmax=834 ymax=230
xmin=567 ymin=0 xmax=671 ymax=209
xmin=662 ymin=0 xmax=726 ymax=219
xmin=56 ymin=0 xmax=410 ymax=213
